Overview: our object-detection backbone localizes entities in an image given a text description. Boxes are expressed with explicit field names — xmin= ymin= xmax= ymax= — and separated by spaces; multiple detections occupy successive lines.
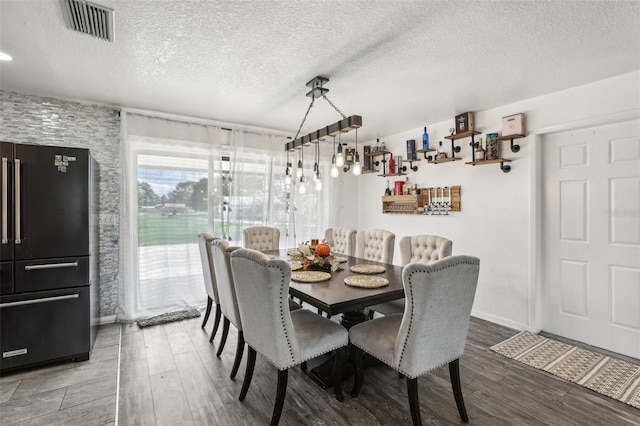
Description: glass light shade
xmin=330 ymin=164 xmax=339 ymax=178
xmin=284 ymin=174 xmax=292 ymax=185
xmin=315 ymin=180 xmax=322 ymax=191
xmin=353 ymin=161 xmax=362 ymax=176
xmin=336 ymin=152 xmax=344 ymax=167
xmin=298 ymin=177 xmax=307 ymax=194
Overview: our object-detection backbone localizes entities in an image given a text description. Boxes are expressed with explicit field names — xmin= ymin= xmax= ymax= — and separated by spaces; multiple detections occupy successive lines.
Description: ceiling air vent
xmin=61 ymin=0 xmax=114 ymax=42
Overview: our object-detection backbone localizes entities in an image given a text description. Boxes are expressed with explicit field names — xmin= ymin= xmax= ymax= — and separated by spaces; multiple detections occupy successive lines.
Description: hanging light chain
xmin=293 ymin=96 xmax=316 ymax=142
xmin=322 ymin=94 xmax=347 ymax=120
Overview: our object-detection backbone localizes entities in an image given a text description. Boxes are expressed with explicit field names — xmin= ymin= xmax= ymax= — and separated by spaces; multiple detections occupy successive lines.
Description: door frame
xmin=529 ymin=108 xmax=640 ymax=333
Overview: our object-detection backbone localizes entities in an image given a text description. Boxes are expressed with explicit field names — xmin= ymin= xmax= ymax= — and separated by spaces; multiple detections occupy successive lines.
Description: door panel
xmin=13 ymin=145 xmax=89 ymax=260
xmin=542 ymin=120 xmax=640 ymax=359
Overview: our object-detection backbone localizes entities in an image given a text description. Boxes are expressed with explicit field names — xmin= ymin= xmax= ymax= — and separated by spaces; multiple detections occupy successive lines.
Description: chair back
xmin=394 ymin=255 xmax=480 ymax=378
xmin=324 ymin=227 xmax=356 ymax=257
xmin=230 ymin=248 xmax=300 ymax=370
xmin=399 ymin=235 xmax=452 ymax=266
xmin=211 ymin=239 xmax=242 ymax=329
xmin=197 ymin=233 xmax=219 ymax=302
xmin=356 ymin=229 xmax=395 ymax=264
xmin=243 ymin=226 xmax=280 ymax=251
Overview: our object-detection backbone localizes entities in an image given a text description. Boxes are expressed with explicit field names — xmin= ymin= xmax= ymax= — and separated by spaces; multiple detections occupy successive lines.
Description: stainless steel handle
xmin=24 ymin=261 xmax=79 ymax=271
xmin=0 ymin=293 xmax=79 ymax=308
xmin=14 ymin=158 xmax=21 ymax=244
xmin=2 ymin=157 xmax=7 ymax=244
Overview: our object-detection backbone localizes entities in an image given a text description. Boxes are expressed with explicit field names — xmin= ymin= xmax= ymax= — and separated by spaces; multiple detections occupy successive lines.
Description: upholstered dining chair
xmin=350 ymin=256 xmax=480 ymax=425
xmin=230 ymin=248 xmax=348 ymax=426
xmin=197 ymin=233 xmax=222 ymax=342
xmin=210 ymin=239 xmax=245 ymax=378
xmin=368 ymin=235 xmax=452 ymax=317
xmin=243 ymin=226 xmax=280 ymax=251
xmin=324 ymin=227 xmax=357 ymax=257
xmin=356 ymin=229 xmax=395 ymax=264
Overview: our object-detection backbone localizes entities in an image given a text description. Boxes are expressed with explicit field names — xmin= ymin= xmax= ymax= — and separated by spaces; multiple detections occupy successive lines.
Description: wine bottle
xmin=437 ymin=141 xmax=447 ymax=159
xmin=475 ymin=137 xmax=485 ymax=161
xmin=385 ymin=179 xmax=392 ymax=196
xmin=388 ymin=153 xmax=396 ymax=174
xmin=422 ymin=127 xmax=430 ymax=150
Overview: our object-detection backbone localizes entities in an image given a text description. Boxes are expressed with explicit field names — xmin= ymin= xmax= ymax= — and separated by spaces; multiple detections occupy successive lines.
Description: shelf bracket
xmin=422 ymin=151 xmax=433 ymax=161
xmin=510 ymin=138 xmax=521 ymax=153
xmin=500 ymin=161 xmax=511 ymax=173
xmin=406 ymin=160 xmax=418 ymax=172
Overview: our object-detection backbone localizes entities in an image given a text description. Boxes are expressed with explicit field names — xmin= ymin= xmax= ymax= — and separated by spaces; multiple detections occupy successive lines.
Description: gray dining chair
xmin=210 ymin=239 xmax=245 ymax=378
xmin=350 ymin=255 xmax=480 ymax=425
xmin=324 ymin=227 xmax=357 ymax=257
xmin=356 ymin=229 xmax=395 ymax=264
xmin=243 ymin=226 xmax=280 ymax=251
xmin=230 ymin=248 xmax=348 ymax=426
xmin=197 ymin=233 xmax=222 ymax=342
xmin=368 ymin=235 xmax=452 ymax=317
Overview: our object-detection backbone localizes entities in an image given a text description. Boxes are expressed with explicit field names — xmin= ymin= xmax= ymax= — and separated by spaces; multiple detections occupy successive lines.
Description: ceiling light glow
xmin=0 ymin=51 xmax=13 ymax=61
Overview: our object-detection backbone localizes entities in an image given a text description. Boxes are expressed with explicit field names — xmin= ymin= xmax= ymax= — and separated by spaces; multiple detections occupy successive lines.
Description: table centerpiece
xmin=289 ymin=242 xmax=342 ymax=273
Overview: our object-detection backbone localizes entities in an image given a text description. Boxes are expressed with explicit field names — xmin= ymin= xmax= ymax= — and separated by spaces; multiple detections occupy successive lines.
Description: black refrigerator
xmin=1 ymin=141 xmax=99 ymax=374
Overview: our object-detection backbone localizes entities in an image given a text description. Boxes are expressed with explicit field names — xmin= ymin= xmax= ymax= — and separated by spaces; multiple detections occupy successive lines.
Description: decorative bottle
xmin=437 ymin=141 xmax=447 ymax=159
xmin=388 ymin=153 xmax=396 ymax=174
xmin=422 ymin=127 xmax=430 ymax=150
xmin=412 ymin=183 xmax=418 ymax=195
xmin=475 ymin=138 xmax=485 ymax=161
xmin=405 ymin=176 xmax=410 ymax=194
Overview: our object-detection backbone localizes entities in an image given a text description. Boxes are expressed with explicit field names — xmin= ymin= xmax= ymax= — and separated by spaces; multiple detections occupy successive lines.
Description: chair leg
xmin=216 ymin=317 xmax=230 ymax=357
xmin=331 ymin=347 xmax=347 ymax=402
xmin=300 ymin=361 xmax=307 ymax=372
xmin=270 ymin=369 xmax=289 ymax=426
xmin=350 ymin=345 xmax=364 ymax=397
xmin=449 ymin=359 xmax=469 ymax=423
xmin=202 ymin=296 xmax=213 ymax=328
xmin=367 ymin=309 xmax=374 ymax=320
xmin=230 ymin=331 xmax=245 ymax=379
xmin=239 ymin=347 xmax=256 ymax=401
xmin=209 ymin=305 xmax=222 ymax=343
xmin=406 ymin=377 xmax=422 ymax=426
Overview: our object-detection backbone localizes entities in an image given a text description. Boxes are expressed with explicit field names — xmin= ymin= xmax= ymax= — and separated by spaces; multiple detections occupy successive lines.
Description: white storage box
xmin=502 ymin=113 xmax=525 ymax=136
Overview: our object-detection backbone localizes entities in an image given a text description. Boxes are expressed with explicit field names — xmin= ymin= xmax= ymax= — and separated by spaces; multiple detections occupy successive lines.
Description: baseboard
xmin=471 ymin=309 xmax=529 ymax=332
xmin=99 ymin=315 xmax=117 ymax=325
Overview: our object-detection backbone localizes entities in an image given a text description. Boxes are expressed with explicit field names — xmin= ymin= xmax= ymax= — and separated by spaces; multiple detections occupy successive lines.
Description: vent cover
xmin=61 ymin=0 xmax=114 ymax=42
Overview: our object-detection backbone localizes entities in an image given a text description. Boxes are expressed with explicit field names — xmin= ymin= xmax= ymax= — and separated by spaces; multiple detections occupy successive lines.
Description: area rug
xmin=137 ymin=308 xmax=201 ymax=328
xmin=490 ymin=331 xmax=640 ymax=409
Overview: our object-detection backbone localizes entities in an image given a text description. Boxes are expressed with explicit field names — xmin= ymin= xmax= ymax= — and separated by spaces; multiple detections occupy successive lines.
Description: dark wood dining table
xmin=265 ymin=249 xmax=406 ymax=388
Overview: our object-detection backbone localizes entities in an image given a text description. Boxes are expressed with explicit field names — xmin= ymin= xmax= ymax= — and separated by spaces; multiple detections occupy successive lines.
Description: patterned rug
xmin=490 ymin=331 xmax=640 ymax=409
xmin=137 ymin=308 xmax=201 ymax=328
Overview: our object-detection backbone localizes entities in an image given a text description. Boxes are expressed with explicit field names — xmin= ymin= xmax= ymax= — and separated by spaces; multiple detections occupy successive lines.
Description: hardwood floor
xmin=2 ymin=315 xmax=639 ymax=425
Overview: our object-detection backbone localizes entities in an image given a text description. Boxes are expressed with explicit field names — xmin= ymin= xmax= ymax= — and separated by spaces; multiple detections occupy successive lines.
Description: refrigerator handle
xmin=0 ymin=293 xmax=79 ymax=308
xmin=2 ymin=157 xmax=7 ymax=244
xmin=14 ymin=158 xmax=21 ymax=244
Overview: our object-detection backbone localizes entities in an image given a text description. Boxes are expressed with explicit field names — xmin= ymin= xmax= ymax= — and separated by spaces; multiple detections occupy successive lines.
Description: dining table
xmin=264 ymin=249 xmax=406 ymax=388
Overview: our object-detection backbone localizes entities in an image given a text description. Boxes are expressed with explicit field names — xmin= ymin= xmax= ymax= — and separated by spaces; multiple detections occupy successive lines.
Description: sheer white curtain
xmin=117 ymin=112 xmax=330 ymax=321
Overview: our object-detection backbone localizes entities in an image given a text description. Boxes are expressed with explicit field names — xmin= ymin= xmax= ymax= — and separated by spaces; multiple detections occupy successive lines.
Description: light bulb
xmin=313 ymin=170 xmax=320 ymax=182
xmin=353 ymin=161 xmax=362 ymax=176
xmin=296 ymin=161 xmax=303 ymax=178
xmin=315 ymin=179 xmax=322 ymax=191
xmin=330 ymin=164 xmax=339 ymax=178
xmin=336 ymin=152 xmax=344 ymax=167
xmin=298 ymin=176 xmax=307 ymax=194
xmin=284 ymin=174 xmax=292 ymax=185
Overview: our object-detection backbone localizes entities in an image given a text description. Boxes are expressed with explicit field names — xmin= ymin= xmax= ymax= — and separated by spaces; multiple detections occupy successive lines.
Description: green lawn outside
xmin=137 ymin=212 xmax=248 ymax=246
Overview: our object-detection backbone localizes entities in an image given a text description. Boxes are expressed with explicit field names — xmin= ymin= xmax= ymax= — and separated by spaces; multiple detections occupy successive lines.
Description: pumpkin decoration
xmin=315 ymin=243 xmax=331 ymax=257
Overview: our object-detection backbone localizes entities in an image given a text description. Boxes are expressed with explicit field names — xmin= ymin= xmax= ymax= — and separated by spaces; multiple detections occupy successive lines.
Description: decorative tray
xmin=289 ymin=262 xmax=303 ymax=271
xmin=334 ymin=256 xmax=348 ymax=263
xmin=291 ymin=271 xmax=331 ymax=283
xmin=350 ymin=264 xmax=386 ymax=274
xmin=344 ymin=275 xmax=389 ymax=288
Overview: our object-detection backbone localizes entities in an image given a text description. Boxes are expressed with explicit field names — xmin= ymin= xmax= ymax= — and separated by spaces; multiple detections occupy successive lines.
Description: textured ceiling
xmin=1 ymin=0 xmax=639 ymax=141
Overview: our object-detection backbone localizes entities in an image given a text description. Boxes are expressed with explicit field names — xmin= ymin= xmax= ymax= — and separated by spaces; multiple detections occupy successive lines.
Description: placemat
xmin=289 ymin=263 xmax=303 ymax=271
xmin=344 ymin=275 xmax=389 ymax=288
xmin=291 ymin=271 xmax=331 ymax=283
xmin=350 ymin=264 xmax=386 ymax=274
xmin=334 ymin=256 xmax=348 ymax=263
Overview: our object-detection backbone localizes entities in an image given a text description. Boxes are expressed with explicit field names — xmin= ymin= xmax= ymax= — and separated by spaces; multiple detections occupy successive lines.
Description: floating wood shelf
xmin=382 ymin=186 xmax=461 ymax=214
xmin=465 ymin=158 xmax=512 ymax=173
xmin=445 ymin=130 xmax=481 ymax=141
xmin=496 ymin=133 xmax=526 ymax=153
xmin=361 ymin=168 xmax=379 ymax=174
xmin=428 ymin=157 xmax=462 ymax=164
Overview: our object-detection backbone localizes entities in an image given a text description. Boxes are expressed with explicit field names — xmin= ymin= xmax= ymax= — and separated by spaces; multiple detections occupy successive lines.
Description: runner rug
xmin=490 ymin=331 xmax=640 ymax=409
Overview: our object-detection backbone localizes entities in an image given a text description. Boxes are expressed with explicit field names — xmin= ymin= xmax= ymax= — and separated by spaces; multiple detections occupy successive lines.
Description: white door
xmin=541 ymin=120 xmax=640 ymax=359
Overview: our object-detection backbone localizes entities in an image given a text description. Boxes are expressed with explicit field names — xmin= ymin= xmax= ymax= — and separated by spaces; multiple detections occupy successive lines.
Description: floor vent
xmin=61 ymin=0 xmax=114 ymax=42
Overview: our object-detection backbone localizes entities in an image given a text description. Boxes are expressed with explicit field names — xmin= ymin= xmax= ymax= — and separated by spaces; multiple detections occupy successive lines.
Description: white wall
xmin=335 ymin=71 xmax=640 ymax=330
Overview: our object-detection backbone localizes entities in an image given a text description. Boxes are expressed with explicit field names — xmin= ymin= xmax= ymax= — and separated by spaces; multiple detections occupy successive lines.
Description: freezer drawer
xmin=13 ymin=256 xmax=89 ymax=294
xmin=0 ymin=261 xmax=12 ymax=294
xmin=1 ymin=286 xmax=90 ymax=373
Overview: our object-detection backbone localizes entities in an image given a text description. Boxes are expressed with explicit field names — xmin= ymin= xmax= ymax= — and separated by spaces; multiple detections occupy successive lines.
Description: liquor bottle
xmin=422 ymin=127 xmax=430 ymax=150
xmin=375 ymin=138 xmax=381 ymax=152
xmin=405 ymin=176 xmax=410 ymax=194
xmin=388 ymin=153 xmax=396 ymax=174
xmin=412 ymin=183 xmax=418 ymax=195
xmin=385 ymin=179 xmax=392 ymax=196
xmin=437 ymin=141 xmax=447 ymax=159
xmin=475 ymin=137 xmax=485 ymax=161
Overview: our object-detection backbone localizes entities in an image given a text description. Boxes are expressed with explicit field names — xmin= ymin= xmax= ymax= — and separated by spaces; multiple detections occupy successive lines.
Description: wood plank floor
xmin=2 ymin=315 xmax=639 ymax=425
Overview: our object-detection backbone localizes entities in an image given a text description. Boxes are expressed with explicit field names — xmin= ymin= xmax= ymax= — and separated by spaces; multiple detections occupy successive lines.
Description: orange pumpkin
xmin=315 ymin=243 xmax=331 ymax=257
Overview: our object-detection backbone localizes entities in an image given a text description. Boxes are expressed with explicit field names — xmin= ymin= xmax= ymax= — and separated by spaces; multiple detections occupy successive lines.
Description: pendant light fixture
xmin=314 ymin=142 xmax=322 ymax=191
xmin=336 ymin=131 xmax=345 ymax=168
xmin=352 ymin=128 xmax=361 ymax=176
xmin=284 ymin=149 xmax=292 ymax=185
xmin=298 ymin=145 xmax=306 ymax=194
xmin=330 ymin=136 xmax=339 ymax=178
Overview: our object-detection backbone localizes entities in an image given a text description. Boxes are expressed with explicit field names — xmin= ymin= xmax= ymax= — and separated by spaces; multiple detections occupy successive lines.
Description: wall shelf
xmin=415 ymin=148 xmax=436 ymax=161
xmin=402 ymin=158 xmax=420 ymax=172
xmin=496 ymin=133 xmax=525 ymax=153
xmin=465 ymin=158 xmax=512 ymax=173
xmin=382 ymin=186 xmax=461 ymax=214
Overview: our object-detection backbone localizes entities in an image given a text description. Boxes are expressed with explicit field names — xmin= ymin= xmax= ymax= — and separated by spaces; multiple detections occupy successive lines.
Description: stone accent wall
xmin=0 ymin=90 xmax=120 ymax=318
